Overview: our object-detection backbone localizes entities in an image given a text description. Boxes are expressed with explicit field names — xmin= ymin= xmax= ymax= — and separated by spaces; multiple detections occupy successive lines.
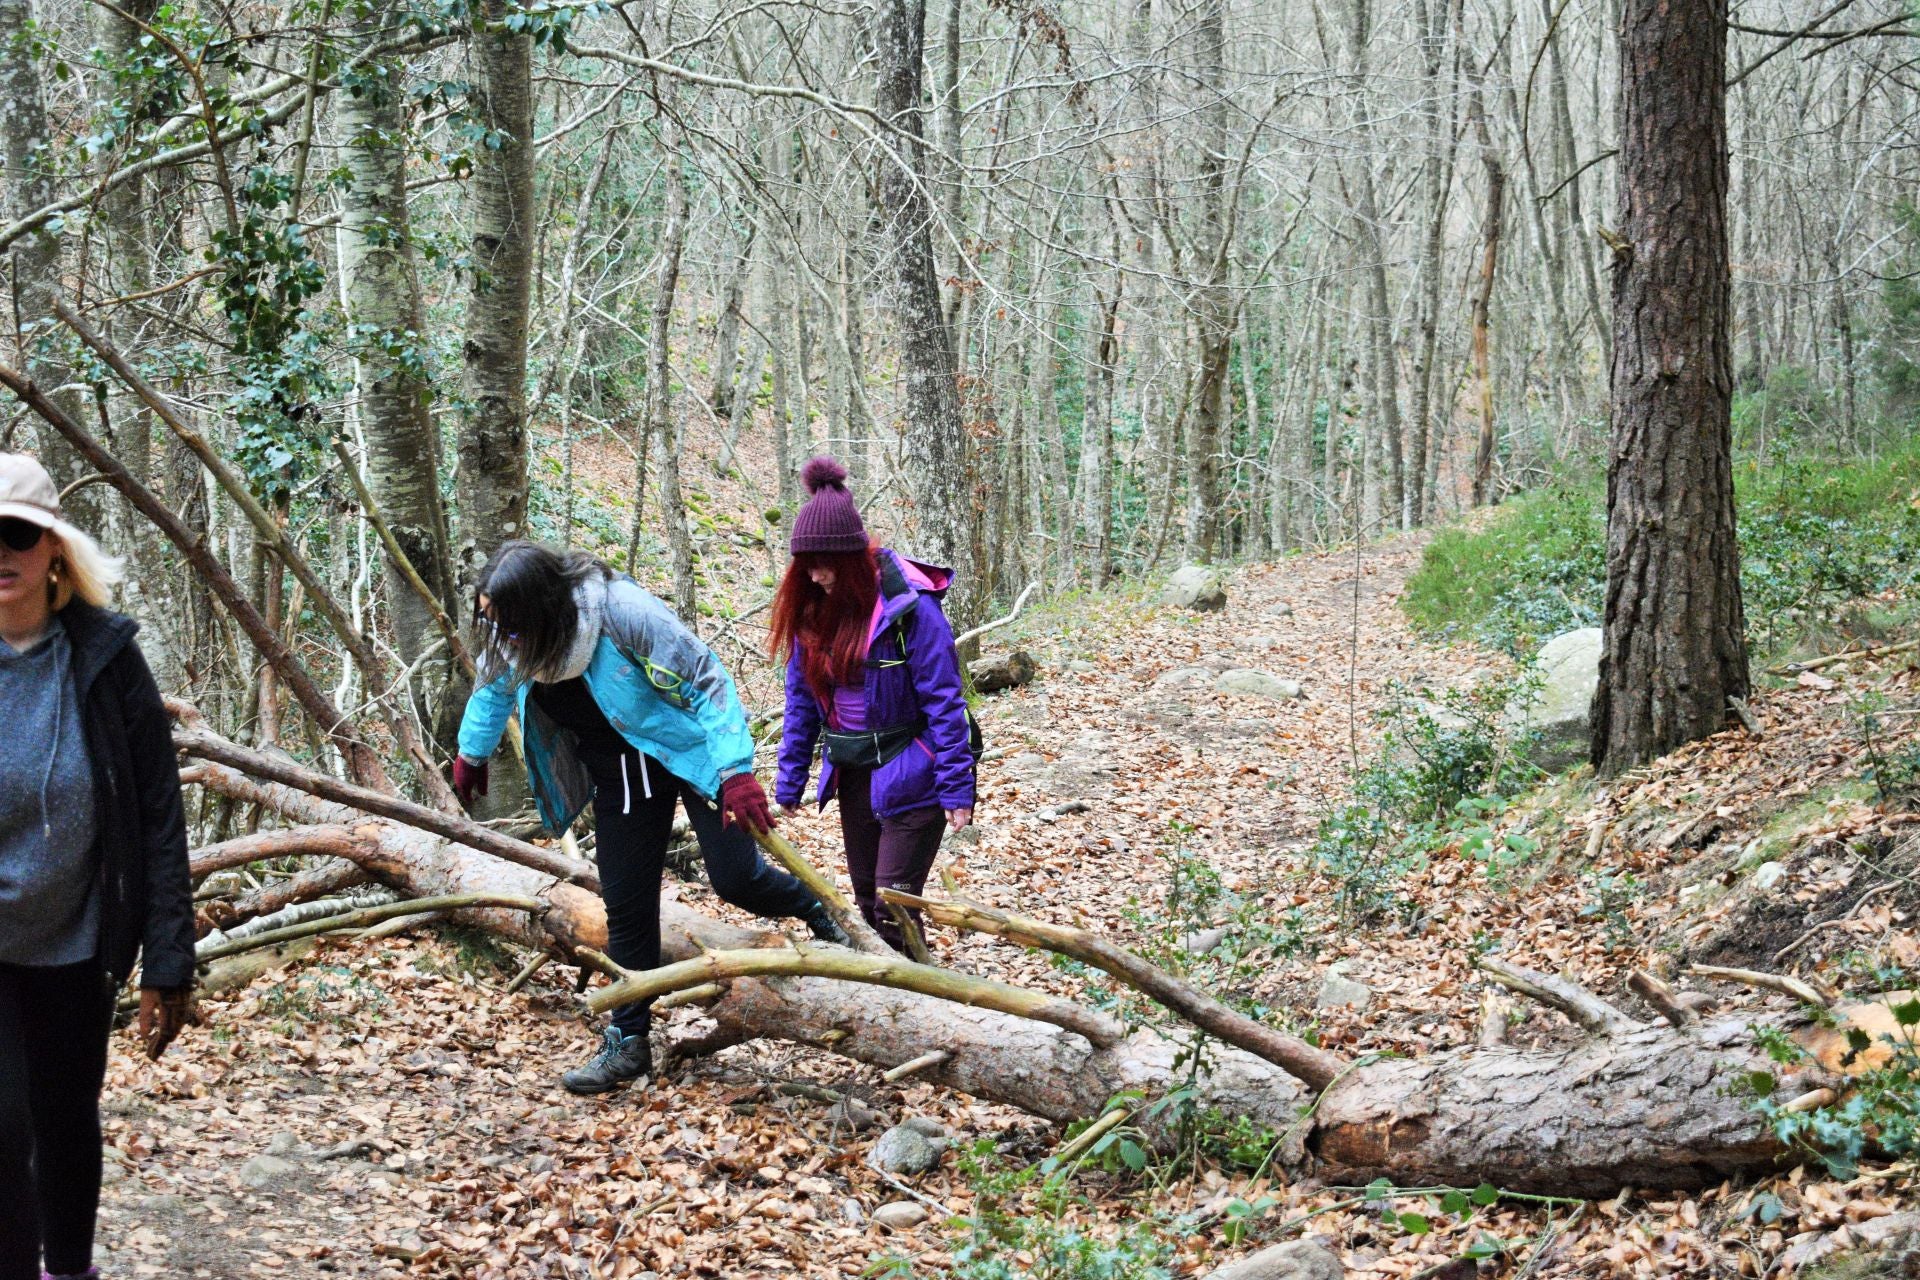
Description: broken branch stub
xmin=1477 ymin=957 xmax=1641 ymax=1034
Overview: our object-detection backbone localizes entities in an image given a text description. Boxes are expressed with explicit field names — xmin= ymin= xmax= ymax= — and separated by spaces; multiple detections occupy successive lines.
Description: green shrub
xmin=1742 ymin=994 xmax=1920 ymax=1179
xmin=1403 ymin=447 xmax=1920 ymax=659
xmin=1308 ymin=677 xmax=1542 ymax=919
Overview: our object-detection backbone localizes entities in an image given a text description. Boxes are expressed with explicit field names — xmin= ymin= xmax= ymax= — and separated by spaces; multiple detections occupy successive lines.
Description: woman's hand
xmin=945 ymin=807 xmax=973 ymax=833
xmin=137 ymin=986 xmax=197 ymax=1060
xmin=720 ymin=773 xmax=777 ymax=835
xmin=452 ymin=755 xmax=489 ymax=808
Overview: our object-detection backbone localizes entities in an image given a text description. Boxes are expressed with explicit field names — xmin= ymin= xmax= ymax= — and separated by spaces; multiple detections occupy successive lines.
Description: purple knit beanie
xmin=790 ymin=457 xmax=869 ymax=554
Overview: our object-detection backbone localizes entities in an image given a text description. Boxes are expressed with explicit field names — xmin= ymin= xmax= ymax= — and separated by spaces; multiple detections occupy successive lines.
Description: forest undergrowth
xmin=95 ymin=440 xmax=1920 ymax=1280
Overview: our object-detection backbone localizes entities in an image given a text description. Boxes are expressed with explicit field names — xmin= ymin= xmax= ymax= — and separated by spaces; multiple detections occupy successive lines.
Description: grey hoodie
xmin=0 ymin=620 xmax=100 ymax=965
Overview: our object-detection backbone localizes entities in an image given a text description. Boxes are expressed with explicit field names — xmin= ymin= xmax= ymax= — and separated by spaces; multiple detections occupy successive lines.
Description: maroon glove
xmin=453 ymin=756 xmax=489 ymax=808
xmin=720 ymin=773 xmax=776 ymax=835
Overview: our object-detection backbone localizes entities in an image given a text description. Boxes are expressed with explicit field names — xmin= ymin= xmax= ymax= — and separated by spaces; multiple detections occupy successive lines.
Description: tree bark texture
xmin=337 ymin=22 xmax=459 ymax=685
xmin=0 ymin=0 xmax=89 ymax=517
xmin=872 ymin=0 xmax=972 ymax=614
xmin=1591 ymin=0 xmax=1749 ymax=775
xmin=456 ymin=0 xmax=535 ymax=591
xmin=1184 ymin=0 xmax=1231 ymax=564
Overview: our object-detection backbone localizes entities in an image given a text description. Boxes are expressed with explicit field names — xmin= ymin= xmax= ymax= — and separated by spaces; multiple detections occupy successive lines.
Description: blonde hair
xmin=48 ymin=521 xmax=126 ymax=610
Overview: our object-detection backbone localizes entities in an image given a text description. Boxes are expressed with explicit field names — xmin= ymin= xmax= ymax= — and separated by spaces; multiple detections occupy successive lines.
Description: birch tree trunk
xmin=337 ymin=9 xmax=458 ymax=722
xmin=456 ymin=0 xmax=535 ymax=590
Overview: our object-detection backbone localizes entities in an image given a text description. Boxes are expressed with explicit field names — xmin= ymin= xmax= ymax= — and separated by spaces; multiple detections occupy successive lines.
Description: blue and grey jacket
xmin=456 ymin=574 xmax=757 ymax=834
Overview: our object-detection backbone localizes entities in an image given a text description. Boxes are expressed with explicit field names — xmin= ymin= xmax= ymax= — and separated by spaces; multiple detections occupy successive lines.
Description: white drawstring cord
xmin=638 ymin=753 xmax=653 ymax=800
xmin=620 ymin=755 xmax=632 ymax=815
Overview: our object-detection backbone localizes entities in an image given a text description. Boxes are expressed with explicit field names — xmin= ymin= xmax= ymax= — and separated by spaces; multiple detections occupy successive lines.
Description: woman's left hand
xmin=945 ymin=807 xmax=973 ymax=833
xmin=137 ymin=986 xmax=198 ymax=1061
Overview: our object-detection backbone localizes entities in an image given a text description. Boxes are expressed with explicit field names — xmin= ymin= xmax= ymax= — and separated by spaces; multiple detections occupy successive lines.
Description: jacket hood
xmin=873 ymin=548 xmax=951 ymax=637
xmin=57 ymin=600 xmax=139 ymax=696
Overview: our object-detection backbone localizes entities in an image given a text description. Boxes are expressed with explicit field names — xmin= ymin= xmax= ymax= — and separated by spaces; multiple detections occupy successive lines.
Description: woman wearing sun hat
xmin=0 ymin=453 xmax=196 ymax=1280
xmin=769 ymin=457 xmax=976 ymax=953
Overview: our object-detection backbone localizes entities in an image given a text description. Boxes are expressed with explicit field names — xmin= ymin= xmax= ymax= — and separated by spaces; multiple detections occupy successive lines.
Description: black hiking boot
xmin=562 ymin=1025 xmax=652 ymax=1095
xmin=801 ymin=900 xmax=853 ymax=947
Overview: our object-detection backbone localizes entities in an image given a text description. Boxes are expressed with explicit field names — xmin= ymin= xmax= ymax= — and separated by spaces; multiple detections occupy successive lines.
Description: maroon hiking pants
xmin=835 ymin=765 xmax=946 ymax=952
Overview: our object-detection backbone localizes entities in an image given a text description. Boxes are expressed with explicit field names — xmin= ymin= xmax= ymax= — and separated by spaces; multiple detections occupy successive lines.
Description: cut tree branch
xmin=585 ymin=942 xmax=1126 ymax=1048
xmin=172 ymin=722 xmax=599 ymax=892
xmin=884 ymin=889 xmax=1349 ymax=1089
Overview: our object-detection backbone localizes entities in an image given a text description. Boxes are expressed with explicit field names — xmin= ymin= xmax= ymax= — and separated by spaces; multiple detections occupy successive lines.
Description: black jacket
xmin=61 ymin=601 xmax=195 ymax=988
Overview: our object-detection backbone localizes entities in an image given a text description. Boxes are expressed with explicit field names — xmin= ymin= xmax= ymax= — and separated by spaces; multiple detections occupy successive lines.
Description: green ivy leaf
xmin=1398 ymin=1212 xmax=1431 ymax=1236
xmin=1471 ymin=1182 xmax=1500 ymax=1206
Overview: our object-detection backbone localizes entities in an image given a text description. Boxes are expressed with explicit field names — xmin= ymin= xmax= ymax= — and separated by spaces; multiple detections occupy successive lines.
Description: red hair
xmin=768 ymin=545 xmax=880 ymax=703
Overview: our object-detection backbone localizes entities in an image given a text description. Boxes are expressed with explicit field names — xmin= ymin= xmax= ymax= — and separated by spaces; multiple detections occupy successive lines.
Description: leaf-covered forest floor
xmin=96 ymin=436 xmax=1920 ymax=1277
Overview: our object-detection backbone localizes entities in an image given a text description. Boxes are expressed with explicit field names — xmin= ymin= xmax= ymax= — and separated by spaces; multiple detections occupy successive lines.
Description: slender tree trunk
xmin=710 ymin=225 xmax=754 ymax=421
xmin=872 ymin=0 xmax=972 ymax=611
xmin=630 ymin=132 xmax=690 ymax=574
xmin=455 ymin=0 xmax=534 ymax=592
xmin=1591 ymin=0 xmax=1749 ymax=774
xmin=1345 ymin=0 xmax=1405 ymax=529
xmin=1183 ymin=0 xmax=1232 ymax=563
xmin=0 ymin=0 xmax=90 ymax=521
xmin=1465 ymin=66 xmax=1506 ymax=508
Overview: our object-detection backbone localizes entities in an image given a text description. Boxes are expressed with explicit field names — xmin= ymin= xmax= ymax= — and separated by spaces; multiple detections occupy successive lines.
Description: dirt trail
xmin=92 ymin=540 xmax=1486 ymax=1279
xmin=92 ymin=538 xmax=1909 ymax=1278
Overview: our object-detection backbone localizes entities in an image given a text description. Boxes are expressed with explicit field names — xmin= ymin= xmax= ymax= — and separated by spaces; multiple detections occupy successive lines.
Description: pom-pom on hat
xmin=790 ymin=456 xmax=869 ymax=554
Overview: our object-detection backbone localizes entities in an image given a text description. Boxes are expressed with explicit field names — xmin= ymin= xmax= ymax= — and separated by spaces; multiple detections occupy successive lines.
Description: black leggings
xmin=586 ymin=751 xmax=818 ymax=1037
xmin=0 ymin=958 xmax=112 ymax=1280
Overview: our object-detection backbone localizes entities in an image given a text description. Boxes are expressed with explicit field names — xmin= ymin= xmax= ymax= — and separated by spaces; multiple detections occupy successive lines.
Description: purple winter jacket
xmin=775 ymin=549 xmax=977 ymax=819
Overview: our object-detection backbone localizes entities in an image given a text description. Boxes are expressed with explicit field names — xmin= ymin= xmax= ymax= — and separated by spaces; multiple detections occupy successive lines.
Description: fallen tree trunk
xmin=182 ymin=739 xmax=1832 ymax=1194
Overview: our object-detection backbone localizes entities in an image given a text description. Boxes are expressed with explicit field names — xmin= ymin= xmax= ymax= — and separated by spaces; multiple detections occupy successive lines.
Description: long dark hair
xmin=767 ymin=545 xmax=880 ymax=702
xmin=473 ymin=540 xmax=610 ymax=683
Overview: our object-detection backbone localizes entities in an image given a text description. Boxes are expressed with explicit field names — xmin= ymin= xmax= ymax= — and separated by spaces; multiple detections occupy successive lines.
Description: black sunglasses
xmin=0 ymin=518 xmax=46 ymax=553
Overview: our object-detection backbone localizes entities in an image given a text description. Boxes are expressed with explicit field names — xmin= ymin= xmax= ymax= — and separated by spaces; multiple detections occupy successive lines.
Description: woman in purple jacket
xmin=769 ymin=458 xmax=975 ymax=952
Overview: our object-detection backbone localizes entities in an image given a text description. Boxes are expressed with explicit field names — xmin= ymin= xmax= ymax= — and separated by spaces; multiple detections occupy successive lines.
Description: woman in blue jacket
xmin=453 ymin=541 xmax=847 ymax=1095
xmin=770 ymin=458 xmax=975 ymax=954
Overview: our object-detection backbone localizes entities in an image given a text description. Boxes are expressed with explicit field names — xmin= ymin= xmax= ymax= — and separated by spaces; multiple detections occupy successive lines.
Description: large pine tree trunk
xmin=872 ymin=0 xmax=972 ymax=613
xmin=1590 ymin=0 xmax=1749 ymax=775
xmin=456 ymin=0 xmax=535 ymax=591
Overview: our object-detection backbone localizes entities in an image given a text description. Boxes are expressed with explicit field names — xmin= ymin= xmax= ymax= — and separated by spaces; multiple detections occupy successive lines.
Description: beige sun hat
xmin=0 ymin=452 xmax=62 ymax=529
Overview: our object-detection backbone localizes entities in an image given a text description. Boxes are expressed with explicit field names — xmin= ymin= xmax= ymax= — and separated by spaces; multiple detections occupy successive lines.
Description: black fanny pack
xmin=822 ymin=717 xmax=926 ymax=769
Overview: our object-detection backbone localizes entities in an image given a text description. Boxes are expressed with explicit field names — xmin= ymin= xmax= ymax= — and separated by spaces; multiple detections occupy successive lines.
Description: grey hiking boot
xmin=562 ymin=1025 xmax=652 ymax=1095
xmin=801 ymin=900 xmax=852 ymax=947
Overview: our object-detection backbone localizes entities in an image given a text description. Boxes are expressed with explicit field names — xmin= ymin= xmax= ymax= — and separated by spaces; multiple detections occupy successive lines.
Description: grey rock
xmin=841 ymin=1198 xmax=867 ymax=1226
xmin=1506 ymin=627 xmax=1603 ymax=772
xmin=265 ymin=1131 xmax=302 ymax=1157
xmin=1010 ymin=752 xmax=1048 ymax=770
xmin=1264 ymin=602 xmax=1295 ymax=618
xmin=1067 ymin=660 xmax=1098 ymax=673
xmin=1214 ymin=669 xmax=1304 ymax=701
xmin=870 ymin=1121 xmax=947 ymax=1175
xmin=1235 ymin=634 xmax=1285 ymax=650
xmin=238 ymin=1154 xmax=297 ymax=1190
xmin=1750 ymin=860 xmax=1787 ymax=892
xmin=1201 ymin=1238 xmax=1344 ymax=1280
xmin=1315 ymin=964 xmax=1372 ymax=1011
xmin=901 ymin=1116 xmax=948 ymax=1139
xmin=871 ymin=1201 xmax=930 ymax=1231
xmin=1162 ymin=565 xmax=1228 ymax=612
xmin=1181 ymin=926 xmax=1231 ymax=956
xmin=1154 ymin=666 xmax=1216 ymax=689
